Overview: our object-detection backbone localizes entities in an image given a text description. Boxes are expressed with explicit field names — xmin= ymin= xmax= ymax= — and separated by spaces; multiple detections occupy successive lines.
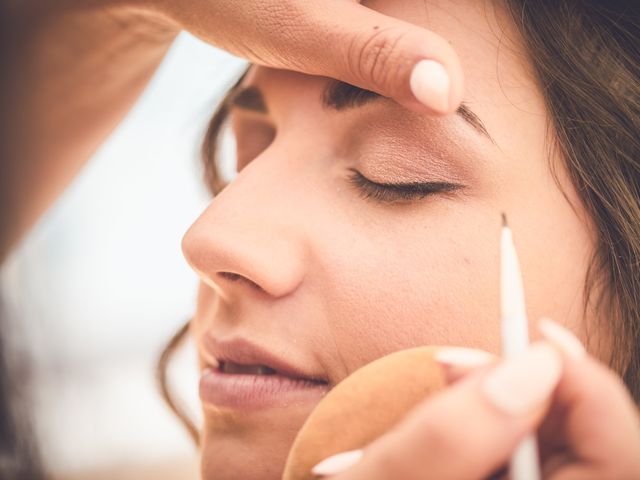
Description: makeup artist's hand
xmin=4 ymin=0 xmax=463 ymax=256
xmin=312 ymin=320 xmax=640 ymax=479
xmin=148 ymin=0 xmax=464 ymax=115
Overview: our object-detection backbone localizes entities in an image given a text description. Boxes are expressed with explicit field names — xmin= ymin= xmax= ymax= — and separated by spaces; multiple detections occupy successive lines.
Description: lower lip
xmin=199 ymin=367 xmax=330 ymax=409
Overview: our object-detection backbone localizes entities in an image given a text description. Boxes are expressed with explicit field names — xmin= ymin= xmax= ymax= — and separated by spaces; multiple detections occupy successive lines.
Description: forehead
xmin=361 ymin=0 xmax=535 ymax=104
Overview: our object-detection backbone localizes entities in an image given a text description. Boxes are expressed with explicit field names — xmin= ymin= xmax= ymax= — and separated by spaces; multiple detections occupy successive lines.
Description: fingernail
xmin=538 ymin=317 xmax=586 ymax=359
xmin=482 ymin=343 xmax=562 ymax=415
xmin=409 ymin=59 xmax=450 ymax=113
xmin=311 ymin=449 xmax=364 ymax=476
xmin=434 ymin=347 xmax=495 ymax=368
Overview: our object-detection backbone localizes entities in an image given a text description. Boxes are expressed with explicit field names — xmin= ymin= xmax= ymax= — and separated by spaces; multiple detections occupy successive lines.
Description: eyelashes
xmin=347 ymin=168 xmax=464 ymax=203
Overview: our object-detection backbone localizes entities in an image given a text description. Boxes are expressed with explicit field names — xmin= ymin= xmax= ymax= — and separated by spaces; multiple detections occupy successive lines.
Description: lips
xmin=203 ymin=335 xmax=329 ymax=384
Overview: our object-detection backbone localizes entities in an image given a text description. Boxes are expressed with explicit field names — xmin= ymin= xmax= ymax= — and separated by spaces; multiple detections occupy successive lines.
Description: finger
xmin=537 ymin=319 xmax=640 ymax=480
xmin=160 ymin=0 xmax=464 ymax=115
xmin=324 ymin=343 xmax=562 ymax=480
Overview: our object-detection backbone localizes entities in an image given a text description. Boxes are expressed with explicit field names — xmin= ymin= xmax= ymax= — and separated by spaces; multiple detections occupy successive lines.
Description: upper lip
xmin=203 ymin=335 xmax=328 ymax=384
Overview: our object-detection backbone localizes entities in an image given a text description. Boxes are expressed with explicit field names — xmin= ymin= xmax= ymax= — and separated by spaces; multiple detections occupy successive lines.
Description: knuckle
xmin=347 ymin=27 xmax=413 ymax=95
xmin=239 ymin=1 xmax=310 ymax=70
xmin=416 ymin=414 xmax=459 ymax=455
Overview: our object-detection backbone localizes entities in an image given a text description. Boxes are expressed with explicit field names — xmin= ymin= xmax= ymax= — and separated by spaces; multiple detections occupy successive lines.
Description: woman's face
xmin=182 ymin=0 xmax=601 ymax=478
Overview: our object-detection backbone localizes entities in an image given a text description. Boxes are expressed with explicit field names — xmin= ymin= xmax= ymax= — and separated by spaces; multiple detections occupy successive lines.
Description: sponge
xmin=282 ymin=346 xmax=452 ymax=480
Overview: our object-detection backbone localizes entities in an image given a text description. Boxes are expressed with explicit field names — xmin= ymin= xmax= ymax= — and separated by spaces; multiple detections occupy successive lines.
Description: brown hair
xmin=158 ymin=0 xmax=640 ymax=442
xmin=503 ymin=0 xmax=640 ymax=398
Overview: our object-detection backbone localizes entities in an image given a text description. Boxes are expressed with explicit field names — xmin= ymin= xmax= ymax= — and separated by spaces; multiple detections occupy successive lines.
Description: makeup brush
xmin=500 ymin=213 xmax=541 ymax=480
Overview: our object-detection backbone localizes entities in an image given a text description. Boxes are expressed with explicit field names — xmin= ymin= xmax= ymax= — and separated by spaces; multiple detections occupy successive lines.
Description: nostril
xmin=217 ymin=271 xmax=263 ymax=291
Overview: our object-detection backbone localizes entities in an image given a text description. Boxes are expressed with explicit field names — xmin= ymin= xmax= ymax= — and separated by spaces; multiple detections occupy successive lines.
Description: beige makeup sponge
xmin=282 ymin=346 xmax=454 ymax=480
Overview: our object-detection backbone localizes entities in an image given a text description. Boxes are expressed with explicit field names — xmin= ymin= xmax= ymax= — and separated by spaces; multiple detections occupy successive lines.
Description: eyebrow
xmin=229 ymin=81 xmax=493 ymax=141
xmin=324 ymin=81 xmax=493 ymax=141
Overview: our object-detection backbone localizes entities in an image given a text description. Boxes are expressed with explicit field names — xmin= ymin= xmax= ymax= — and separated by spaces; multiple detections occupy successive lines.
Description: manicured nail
xmin=311 ymin=449 xmax=364 ymax=476
xmin=482 ymin=342 xmax=562 ymax=415
xmin=434 ymin=347 xmax=495 ymax=368
xmin=409 ymin=59 xmax=450 ymax=113
xmin=538 ymin=317 xmax=586 ymax=358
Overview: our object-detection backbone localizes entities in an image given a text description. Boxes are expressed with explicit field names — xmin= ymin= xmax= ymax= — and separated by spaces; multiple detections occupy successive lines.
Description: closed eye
xmin=347 ymin=169 xmax=464 ymax=204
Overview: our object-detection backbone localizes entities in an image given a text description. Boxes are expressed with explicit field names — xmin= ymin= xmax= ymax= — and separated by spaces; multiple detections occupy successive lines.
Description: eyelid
xmin=347 ymin=168 xmax=464 ymax=203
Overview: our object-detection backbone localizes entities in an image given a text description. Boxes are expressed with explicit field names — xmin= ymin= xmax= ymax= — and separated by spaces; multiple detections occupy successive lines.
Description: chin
xmin=200 ymin=402 xmax=319 ymax=480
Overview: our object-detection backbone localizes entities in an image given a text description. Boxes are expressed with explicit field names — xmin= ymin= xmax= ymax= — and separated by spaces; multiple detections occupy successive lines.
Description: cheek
xmin=315 ymin=205 xmax=502 ymax=371
xmin=511 ymin=181 xmax=596 ymax=343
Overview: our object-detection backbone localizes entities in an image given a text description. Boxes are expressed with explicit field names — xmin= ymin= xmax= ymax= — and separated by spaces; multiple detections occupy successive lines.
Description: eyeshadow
xmin=340 ymin=106 xmax=484 ymax=185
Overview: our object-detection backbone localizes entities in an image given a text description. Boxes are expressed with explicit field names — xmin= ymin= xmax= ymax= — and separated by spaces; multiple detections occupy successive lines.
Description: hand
xmin=3 ymin=0 xmax=465 ymax=255
xmin=312 ymin=319 xmax=640 ymax=479
xmin=147 ymin=0 xmax=464 ymax=115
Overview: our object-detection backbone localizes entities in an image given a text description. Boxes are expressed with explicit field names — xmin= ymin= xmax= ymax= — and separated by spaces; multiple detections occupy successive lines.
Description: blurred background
xmin=1 ymin=32 xmax=244 ymax=479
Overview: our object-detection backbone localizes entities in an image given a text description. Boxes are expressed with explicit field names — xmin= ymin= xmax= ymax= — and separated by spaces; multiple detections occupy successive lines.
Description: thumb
xmin=161 ymin=0 xmax=464 ymax=115
xmin=292 ymin=0 xmax=465 ymax=115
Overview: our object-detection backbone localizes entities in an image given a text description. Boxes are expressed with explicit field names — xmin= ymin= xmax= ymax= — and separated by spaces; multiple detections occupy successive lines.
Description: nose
xmin=181 ymin=165 xmax=308 ymax=300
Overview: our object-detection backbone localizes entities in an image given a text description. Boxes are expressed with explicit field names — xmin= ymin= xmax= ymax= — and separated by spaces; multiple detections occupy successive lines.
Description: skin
xmin=181 ymin=1 xmax=606 ymax=479
xmin=5 ymin=0 xmax=636 ymax=478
